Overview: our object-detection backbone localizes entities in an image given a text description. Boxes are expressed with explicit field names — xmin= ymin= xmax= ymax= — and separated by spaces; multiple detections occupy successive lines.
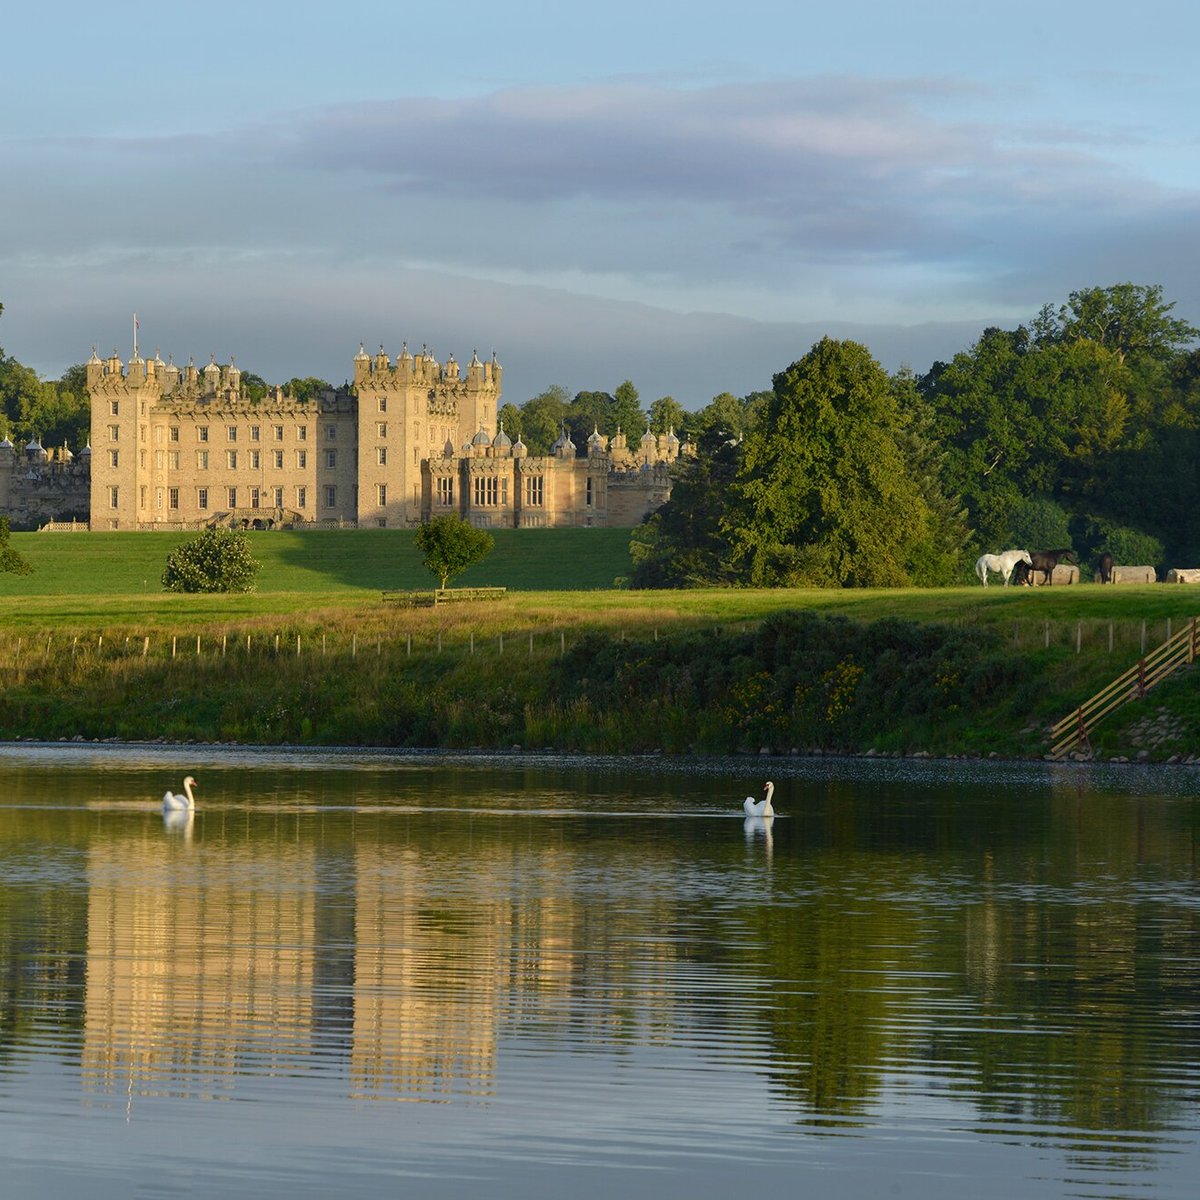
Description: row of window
xmin=431 ymin=476 xmax=592 ymax=508
xmin=108 ymin=447 xmax=385 ymax=471
xmin=109 ymin=484 xmax=392 ymax=512
xmin=108 ymin=422 xmax=318 ymax=444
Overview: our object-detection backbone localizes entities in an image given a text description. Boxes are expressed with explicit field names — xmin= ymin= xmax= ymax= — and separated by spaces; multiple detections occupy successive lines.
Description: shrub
xmin=161 ymin=528 xmax=261 ymax=593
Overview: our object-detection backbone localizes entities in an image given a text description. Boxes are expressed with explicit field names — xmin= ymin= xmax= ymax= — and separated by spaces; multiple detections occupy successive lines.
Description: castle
xmin=49 ymin=341 xmax=680 ymax=532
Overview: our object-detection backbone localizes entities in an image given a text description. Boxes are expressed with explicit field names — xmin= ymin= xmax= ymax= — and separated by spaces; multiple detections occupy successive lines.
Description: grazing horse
xmin=975 ymin=549 xmax=1032 ymax=587
xmin=1029 ymin=548 xmax=1078 ymax=586
xmin=1011 ymin=559 xmax=1033 ymax=587
xmin=1098 ymin=551 xmax=1114 ymax=584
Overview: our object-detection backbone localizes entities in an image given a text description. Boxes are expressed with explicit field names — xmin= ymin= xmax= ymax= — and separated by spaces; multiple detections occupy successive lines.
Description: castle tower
xmin=353 ymin=340 xmax=501 ymax=527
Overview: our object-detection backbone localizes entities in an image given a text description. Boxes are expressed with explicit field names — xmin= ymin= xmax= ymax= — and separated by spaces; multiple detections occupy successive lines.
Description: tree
xmin=497 ymin=402 xmax=524 ymax=442
xmin=724 ymin=338 xmax=936 ymax=587
xmin=161 ymin=528 xmax=261 ymax=593
xmin=611 ymin=379 xmax=645 ymax=437
xmin=519 ymin=385 xmax=571 ymax=455
xmin=0 ymin=517 xmax=32 ymax=576
xmin=283 ymin=377 xmax=332 ymax=403
xmin=648 ymin=395 xmax=686 ymax=435
xmin=414 ymin=514 xmax=495 ymax=590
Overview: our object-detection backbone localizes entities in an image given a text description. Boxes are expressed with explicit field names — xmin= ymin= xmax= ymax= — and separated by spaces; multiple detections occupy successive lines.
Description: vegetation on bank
xmin=2 ymin=579 xmax=1199 ymax=760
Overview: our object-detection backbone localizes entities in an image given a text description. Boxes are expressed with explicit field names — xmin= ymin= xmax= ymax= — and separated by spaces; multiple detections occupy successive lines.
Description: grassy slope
xmin=3 ymin=530 xmax=1200 ymax=757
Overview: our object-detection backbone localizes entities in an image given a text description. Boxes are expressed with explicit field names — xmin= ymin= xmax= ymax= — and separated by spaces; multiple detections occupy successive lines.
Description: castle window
xmin=110 ymin=400 xmax=119 ymax=416
xmin=297 ymin=486 xmax=307 ymax=508
xmin=228 ymin=487 xmax=238 ymax=508
xmin=198 ymin=426 xmax=209 ymax=443
xmin=250 ymin=425 xmax=260 ymax=442
xmin=155 ymin=450 xmax=164 ymax=470
xmin=437 ymin=477 xmax=453 ymax=507
xmin=154 ymin=426 xmax=164 ymax=444
xmin=155 ymin=488 xmax=164 ymax=510
xmin=273 ymin=450 xmax=283 ymax=469
xmin=140 ymin=450 xmax=146 ymax=468
xmin=108 ymin=486 xmax=119 ymax=509
xmin=169 ymin=426 xmax=180 ymax=442
xmin=325 ymin=449 xmax=337 ymax=469
xmin=227 ymin=450 xmax=238 ymax=470
xmin=108 ymin=424 xmax=119 ymax=441
xmin=197 ymin=451 xmax=209 ymax=470
xmin=250 ymin=487 xmax=260 ymax=508
xmin=198 ymin=487 xmax=208 ymax=511
xmin=273 ymin=486 xmax=283 ymax=507
xmin=247 ymin=450 xmax=258 ymax=470
xmin=109 ymin=450 xmax=119 ymax=468
xmin=473 ymin=476 xmax=499 ymax=506
xmin=227 ymin=425 xmax=238 ymax=442
xmin=325 ymin=485 xmax=337 ymax=509
xmin=139 ymin=486 xmax=146 ymax=509
xmin=377 ymin=422 xmax=387 ymax=438
xmin=377 ymin=397 xmax=386 ymax=413
xmin=168 ymin=487 xmax=179 ymax=511
xmin=525 ymin=476 xmax=544 ymax=507
xmin=168 ymin=451 xmax=179 ymax=470
xmin=140 ymin=426 xmax=146 ymax=443
xmin=586 ymin=477 xmax=593 ymax=507
xmin=377 ymin=446 xmax=387 ymax=466
xmin=296 ymin=450 xmax=307 ymax=469
xmin=273 ymin=425 xmax=284 ymax=442
xmin=501 ymin=478 xmax=508 ymax=506
xmin=297 ymin=425 xmax=308 ymax=442
xmin=326 ymin=425 xmax=336 ymax=440
xmin=377 ymin=483 xmax=387 ymax=506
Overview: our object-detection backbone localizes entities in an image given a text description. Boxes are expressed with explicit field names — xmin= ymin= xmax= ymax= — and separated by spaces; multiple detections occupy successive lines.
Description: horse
xmin=1098 ymin=551 xmax=1114 ymax=584
xmin=1010 ymin=559 xmax=1033 ymax=587
xmin=975 ymin=549 xmax=1032 ymax=587
xmin=1029 ymin=548 xmax=1078 ymax=586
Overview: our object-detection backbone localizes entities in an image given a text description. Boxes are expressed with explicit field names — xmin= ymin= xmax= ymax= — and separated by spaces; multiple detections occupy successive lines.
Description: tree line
xmin=631 ymin=283 xmax=1200 ymax=587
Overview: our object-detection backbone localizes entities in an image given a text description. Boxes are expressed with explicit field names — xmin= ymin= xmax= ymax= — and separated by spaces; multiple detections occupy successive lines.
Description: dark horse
xmin=1098 ymin=551 xmax=1114 ymax=584
xmin=1029 ymin=548 xmax=1078 ymax=586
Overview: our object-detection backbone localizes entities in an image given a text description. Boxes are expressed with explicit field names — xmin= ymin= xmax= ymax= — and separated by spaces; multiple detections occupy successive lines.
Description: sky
xmin=3 ymin=0 xmax=1199 ymax=409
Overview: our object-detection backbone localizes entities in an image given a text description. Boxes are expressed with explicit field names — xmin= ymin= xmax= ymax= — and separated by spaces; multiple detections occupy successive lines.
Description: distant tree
xmin=611 ymin=379 xmax=645 ymax=436
xmin=648 ymin=395 xmax=686 ymax=435
xmin=240 ymin=371 xmax=270 ymax=403
xmin=724 ymin=338 xmax=936 ymax=587
xmin=1050 ymin=283 xmax=1198 ymax=364
xmin=414 ymin=514 xmax=495 ymax=590
xmin=0 ymin=517 xmax=32 ymax=576
xmin=162 ymin=528 xmax=261 ymax=593
xmin=497 ymin=402 xmax=524 ymax=442
xmin=283 ymin=377 xmax=332 ymax=403
xmin=567 ymin=390 xmax=614 ymax=447
xmin=519 ymin=385 xmax=571 ymax=455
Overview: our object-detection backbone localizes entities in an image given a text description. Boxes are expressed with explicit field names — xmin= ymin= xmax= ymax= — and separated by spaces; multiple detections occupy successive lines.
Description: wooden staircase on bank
xmin=1048 ymin=616 xmax=1200 ymax=759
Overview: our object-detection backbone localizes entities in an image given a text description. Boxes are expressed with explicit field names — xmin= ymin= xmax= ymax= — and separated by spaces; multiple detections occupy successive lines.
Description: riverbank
xmin=2 ymin=599 xmax=1198 ymax=761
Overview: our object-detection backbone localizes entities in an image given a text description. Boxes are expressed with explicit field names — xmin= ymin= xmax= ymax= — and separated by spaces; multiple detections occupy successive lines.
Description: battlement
xmin=86 ymin=347 xmax=246 ymax=403
xmin=353 ymin=343 xmax=501 ymax=393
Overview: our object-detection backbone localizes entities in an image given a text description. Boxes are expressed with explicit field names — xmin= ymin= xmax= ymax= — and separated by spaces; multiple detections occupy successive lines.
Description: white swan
xmin=162 ymin=775 xmax=197 ymax=811
xmin=743 ymin=780 xmax=774 ymax=816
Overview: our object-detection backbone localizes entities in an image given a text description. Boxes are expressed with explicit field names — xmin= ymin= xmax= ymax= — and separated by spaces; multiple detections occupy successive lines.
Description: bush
xmin=162 ymin=528 xmax=261 ymax=593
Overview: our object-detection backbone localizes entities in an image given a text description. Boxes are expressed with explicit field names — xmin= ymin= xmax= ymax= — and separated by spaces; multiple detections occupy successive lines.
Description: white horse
xmin=975 ymin=549 xmax=1032 ymax=587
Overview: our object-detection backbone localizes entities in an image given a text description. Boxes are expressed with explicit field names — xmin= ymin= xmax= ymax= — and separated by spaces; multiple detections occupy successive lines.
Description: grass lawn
xmin=3 ymin=527 xmax=635 ymax=596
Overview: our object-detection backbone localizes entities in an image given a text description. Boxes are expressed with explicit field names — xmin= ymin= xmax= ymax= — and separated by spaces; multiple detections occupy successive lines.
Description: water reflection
xmin=1 ymin=747 xmax=1198 ymax=1198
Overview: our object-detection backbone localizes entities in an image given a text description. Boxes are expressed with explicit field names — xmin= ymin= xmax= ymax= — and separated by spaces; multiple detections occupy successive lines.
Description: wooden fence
xmin=1048 ymin=616 xmax=1200 ymax=759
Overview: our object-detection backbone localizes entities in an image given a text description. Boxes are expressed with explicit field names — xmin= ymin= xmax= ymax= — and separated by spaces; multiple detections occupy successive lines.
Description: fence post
xmin=275 ymin=634 xmax=280 ymax=654
xmin=1044 ymin=621 xmax=1050 ymax=648
xmin=322 ymin=634 xmax=326 ymax=657
xmin=196 ymin=635 xmax=201 ymax=656
xmin=222 ymin=634 xmax=227 ymax=656
xmin=352 ymin=634 xmax=357 ymax=658
xmin=1167 ymin=617 xmax=1172 ymax=642
xmin=15 ymin=637 xmax=20 ymax=667
xmin=499 ymin=633 xmax=503 ymax=655
xmin=172 ymin=637 xmax=177 ymax=659
xmin=1141 ymin=620 xmax=1146 ymax=654
xmin=296 ymin=634 xmax=301 ymax=657
xmin=1192 ymin=617 xmax=1198 ymax=664
xmin=1076 ymin=621 xmax=1082 ymax=654
xmin=407 ymin=633 xmax=411 ymax=657
xmin=529 ymin=630 xmax=533 ymax=655
xmin=1138 ymin=657 xmax=1146 ymax=698
xmin=470 ymin=631 xmax=474 ymax=655
xmin=143 ymin=636 xmax=150 ymax=658
xmin=437 ymin=633 xmax=442 ymax=654
xmin=560 ymin=630 xmax=565 ymax=656
xmin=72 ymin=636 xmax=78 ymax=657
xmin=1108 ymin=621 xmax=1113 ymax=653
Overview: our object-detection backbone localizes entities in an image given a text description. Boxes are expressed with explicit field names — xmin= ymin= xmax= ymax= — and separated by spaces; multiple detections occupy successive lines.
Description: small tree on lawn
xmin=414 ymin=514 xmax=495 ymax=591
xmin=162 ymin=527 xmax=261 ymax=593
xmin=0 ymin=517 xmax=32 ymax=576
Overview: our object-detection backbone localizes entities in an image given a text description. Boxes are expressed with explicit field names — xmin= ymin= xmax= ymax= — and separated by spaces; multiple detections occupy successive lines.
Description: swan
xmin=743 ymin=780 xmax=774 ymax=817
xmin=162 ymin=775 xmax=197 ymax=811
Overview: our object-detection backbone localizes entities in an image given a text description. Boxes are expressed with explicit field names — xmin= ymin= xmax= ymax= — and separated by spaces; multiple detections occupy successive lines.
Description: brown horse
xmin=1098 ymin=551 xmax=1114 ymax=584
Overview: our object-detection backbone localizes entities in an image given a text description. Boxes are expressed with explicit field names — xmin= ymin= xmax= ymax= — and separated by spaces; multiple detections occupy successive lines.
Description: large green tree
xmin=724 ymin=338 xmax=939 ymax=587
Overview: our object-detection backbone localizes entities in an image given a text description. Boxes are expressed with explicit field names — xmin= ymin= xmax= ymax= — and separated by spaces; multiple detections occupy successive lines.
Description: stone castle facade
xmin=69 ymin=341 xmax=678 ymax=531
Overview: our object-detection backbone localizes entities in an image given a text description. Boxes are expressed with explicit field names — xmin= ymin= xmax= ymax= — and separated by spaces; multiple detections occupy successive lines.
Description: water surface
xmin=1 ymin=745 xmax=1198 ymax=1197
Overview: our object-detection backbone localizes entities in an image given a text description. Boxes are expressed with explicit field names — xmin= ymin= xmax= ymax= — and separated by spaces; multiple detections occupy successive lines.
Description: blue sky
xmin=3 ymin=0 xmax=1199 ymax=408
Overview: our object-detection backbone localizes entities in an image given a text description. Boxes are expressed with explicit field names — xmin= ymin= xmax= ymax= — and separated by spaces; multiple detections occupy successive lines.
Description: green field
xmin=3 ymin=527 xmax=635 ymax=595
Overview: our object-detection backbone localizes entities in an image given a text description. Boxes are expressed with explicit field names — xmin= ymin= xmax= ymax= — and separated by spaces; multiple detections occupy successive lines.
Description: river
xmin=1 ymin=745 xmax=1197 ymax=1198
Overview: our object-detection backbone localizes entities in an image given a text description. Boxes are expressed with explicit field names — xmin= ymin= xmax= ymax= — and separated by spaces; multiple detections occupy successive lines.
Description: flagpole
xmin=133 ymin=313 xmax=138 ymax=360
